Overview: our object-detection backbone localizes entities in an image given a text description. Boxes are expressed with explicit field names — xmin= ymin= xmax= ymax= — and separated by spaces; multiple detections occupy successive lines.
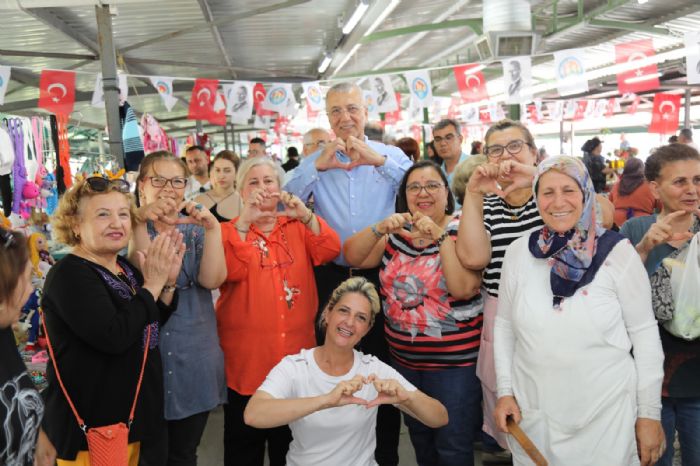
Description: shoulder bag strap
xmin=40 ymin=309 xmax=151 ymax=431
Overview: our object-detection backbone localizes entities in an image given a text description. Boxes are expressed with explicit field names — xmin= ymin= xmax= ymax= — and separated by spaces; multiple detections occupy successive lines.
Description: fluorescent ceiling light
xmin=364 ymin=0 xmax=400 ymax=37
xmin=318 ymin=53 xmax=332 ymax=73
xmin=333 ymin=44 xmax=362 ymax=76
xmin=343 ymin=0 xmax=370 ymax=35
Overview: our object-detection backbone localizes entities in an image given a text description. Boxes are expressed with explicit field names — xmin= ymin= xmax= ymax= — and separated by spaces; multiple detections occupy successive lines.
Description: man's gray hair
xmin=327 ymin=82 xmax=362 ymax=99
xmin=433 ymin=118 xmax=461 ymax=135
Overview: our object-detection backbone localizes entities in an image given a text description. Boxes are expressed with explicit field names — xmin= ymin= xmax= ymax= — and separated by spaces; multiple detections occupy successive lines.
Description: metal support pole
xmin=570 ymin=122 xmax=575 ymax=156
xmin=422 ymin=107 xmax=429 ymax=160
xmin=95 ymin=5 xmax=124 ymax=169
xmin=223 ymin=121 xmax=230 ymax=150
xmin=508 ymin=104 xmax=520 ymax=121
xmin=559 ymin=120 xmax=564 ymax=154
xmin=196 ymin=120 xmax=204 ymax=133
xmin=684 ymin=88 xmax=691 ymax=129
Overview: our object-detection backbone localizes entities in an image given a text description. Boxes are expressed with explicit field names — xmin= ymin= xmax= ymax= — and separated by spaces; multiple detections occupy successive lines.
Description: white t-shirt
xmin=185 ymin=176 xmax=211 ymax=201
xmin=258 ymin=348 xmax=416 ymax=466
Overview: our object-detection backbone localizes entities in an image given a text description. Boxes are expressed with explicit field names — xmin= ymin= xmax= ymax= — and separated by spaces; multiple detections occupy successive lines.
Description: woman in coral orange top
xmin=216 ymin=157 xmax=340 ymax=466
xmin=609 ymin=157 xmax=660 ymax=228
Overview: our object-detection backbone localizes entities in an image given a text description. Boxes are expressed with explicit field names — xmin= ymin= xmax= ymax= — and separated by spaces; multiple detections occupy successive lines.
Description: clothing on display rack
xmin=8 ymin=118 xmax=27 ymax=215
xmin=141 ymin=113 xmax=169 ymax=154
xmin=120 ymin=101 xmax=145 ymax=172
xmin=0 ymin=123 xmax=15 ymax=217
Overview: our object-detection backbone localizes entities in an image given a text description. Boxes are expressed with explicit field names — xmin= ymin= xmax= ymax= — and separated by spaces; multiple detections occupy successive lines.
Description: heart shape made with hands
xmin=339 ymin=375 xmax=408 ymax=409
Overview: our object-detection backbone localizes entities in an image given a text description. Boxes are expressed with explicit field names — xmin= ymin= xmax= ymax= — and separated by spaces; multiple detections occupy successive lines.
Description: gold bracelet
xmin=301 ymin=212 xmax=314 ymax=225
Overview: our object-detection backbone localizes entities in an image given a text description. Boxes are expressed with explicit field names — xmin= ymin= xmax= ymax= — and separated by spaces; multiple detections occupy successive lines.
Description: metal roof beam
xmin=587 ymin=19 xmax=671 ymax=36
xmin=120 ymin=0 xmax=311 ymax=53
xmin=361 ymin=18 xmax=483 ymax=43
xmin=0 ymin=49 xmax=97 ymax=60
xmin=24 ymin=7 xmax=100 ymax=55
xmin=196 ymin=0 xmax=236 ymax=79
xmin=125 ymin=57 xmax=314 ymax=80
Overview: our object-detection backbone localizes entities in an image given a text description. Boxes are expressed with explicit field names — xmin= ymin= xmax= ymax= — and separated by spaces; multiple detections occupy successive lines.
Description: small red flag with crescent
xmin=38 ymin=70 xmax=76 ymax=116
xmin=649 ymin=93 xmax=681 ymax=134
xmin=453 ymin=64 xmax=488 ymax=103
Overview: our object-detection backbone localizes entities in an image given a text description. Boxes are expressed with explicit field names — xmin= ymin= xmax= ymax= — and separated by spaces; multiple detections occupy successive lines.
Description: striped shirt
xmin=482 ymin=195 xmax=543 ymax=297
xmin=379 ymin=216 xmax=484 ymax=370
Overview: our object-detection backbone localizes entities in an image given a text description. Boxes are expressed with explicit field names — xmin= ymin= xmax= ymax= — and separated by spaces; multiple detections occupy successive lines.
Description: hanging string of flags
xmin=0 ymin=33 xmax=698 ymax=136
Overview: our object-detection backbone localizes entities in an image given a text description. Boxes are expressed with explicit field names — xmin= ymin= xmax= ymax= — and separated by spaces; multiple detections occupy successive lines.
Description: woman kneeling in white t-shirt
xmin=244 ymin=277 xmax=448 ymax=466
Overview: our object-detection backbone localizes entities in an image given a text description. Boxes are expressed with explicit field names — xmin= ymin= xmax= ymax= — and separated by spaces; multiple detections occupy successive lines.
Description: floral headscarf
xmin=528 ymin=155 xmax=623 ymax=306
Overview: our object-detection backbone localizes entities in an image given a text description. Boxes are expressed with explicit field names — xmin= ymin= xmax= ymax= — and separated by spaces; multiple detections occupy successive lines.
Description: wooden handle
xmin=506 ymin=416 xmax=548 ymax=466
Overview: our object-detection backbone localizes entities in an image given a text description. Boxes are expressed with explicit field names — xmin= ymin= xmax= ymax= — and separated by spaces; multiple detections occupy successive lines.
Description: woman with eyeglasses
xmin=130 ymin=151 xmax=227 ymax=466
xmin=41 ymin=176 xmax=185 ymax=465
xmin=216 ymin=157 xmax=340 ymax=466
xmin=456 ymin=120 xmax=614 ymax=453
xmin=0 ymin=227 xmax=56 ymax=466
xmin=344 ymin=160 xmax=483 ymax=465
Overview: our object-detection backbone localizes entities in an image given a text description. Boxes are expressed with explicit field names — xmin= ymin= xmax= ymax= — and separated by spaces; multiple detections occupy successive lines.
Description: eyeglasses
xmin=147 ymin=176 xmax=188 ymax=189
xmin=304 ymin=140 xmax=328 ymax=149
xmin=433 ymin=133 xmax=458 ymax=144
xmin=484 ymin=139 xmax=531 ymax=159
xmin=85 ymin=176 xmax=131 ymax=193
xmin=327 ymin=105 xmax=362 ymax=119
xmin=406 ymin=182 xmax=444 ymax=195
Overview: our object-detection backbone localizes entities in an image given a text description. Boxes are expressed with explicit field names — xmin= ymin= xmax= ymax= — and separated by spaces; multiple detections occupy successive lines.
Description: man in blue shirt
xmin=284 ymin=81 xmax=411 ymax=466
xmin=433 ymin=118 xmax=469 ymax=188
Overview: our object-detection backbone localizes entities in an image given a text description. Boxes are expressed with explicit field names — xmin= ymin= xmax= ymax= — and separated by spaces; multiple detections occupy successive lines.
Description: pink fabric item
xmin=141 ymin=113 xmax=169 ymax=154
xmin=476 ymin=294 xmax=508 ymax=449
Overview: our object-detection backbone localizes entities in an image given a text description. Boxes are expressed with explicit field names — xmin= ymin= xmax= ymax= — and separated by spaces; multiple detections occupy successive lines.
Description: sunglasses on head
xmin=0 ymin=228 xmax=15 ymax=249
xmin=85 ymin=176 xmax=131 ymax=194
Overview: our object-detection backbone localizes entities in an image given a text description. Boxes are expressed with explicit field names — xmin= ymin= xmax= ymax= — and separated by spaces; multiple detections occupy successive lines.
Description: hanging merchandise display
xmin=119 ymin=101 xmax=145 ymax=172
xmin=8 ymin=118 xmax=27 ymax=216
xmin=0 ymin=122 xmax=15 ymax=217
xmin=141 ymin=113 xmax=169 ymax=154
xmin=56 ymin=114 xmax=73 ymax=190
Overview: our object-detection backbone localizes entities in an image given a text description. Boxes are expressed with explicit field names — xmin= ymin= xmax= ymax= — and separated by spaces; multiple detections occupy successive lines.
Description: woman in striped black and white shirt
xmin=344 ymin=160 xmax=483 ymax=466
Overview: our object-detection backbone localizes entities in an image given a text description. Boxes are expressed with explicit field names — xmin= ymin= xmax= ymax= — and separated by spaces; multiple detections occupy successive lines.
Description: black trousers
xmin=224 ymin=387 xmax=292 ymax=466
xmin=139 ymin=411 xmax=210 ymax=466
xmin=313 ymin=262 xmax=401 ymax=466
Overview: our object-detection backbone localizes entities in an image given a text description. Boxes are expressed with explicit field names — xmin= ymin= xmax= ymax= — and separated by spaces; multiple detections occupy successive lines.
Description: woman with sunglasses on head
xmin=131 ymin=151 xmax=227 ymax=466
xmin=216 ymin=157 xmax=340 ymax=466
xmin=0 ymin=227 xmax=56 ymax=466
xmin=456 ymin=120 xmax=614 ymax=453
xmin=343 ymin=160 xmax=483 ymax=466
xmin=41 ymin=176 xmax=185 ymax=465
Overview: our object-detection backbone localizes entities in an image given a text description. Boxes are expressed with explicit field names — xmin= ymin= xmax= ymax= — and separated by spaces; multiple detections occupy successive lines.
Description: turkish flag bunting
xmin=38 ymin=70 xmax=76 ymax=116
xmin=480 ymin=107 xmax=491 ymax=124
xmin=626 ymin=95 xmax=641 ymax=115
xmin=606 ymin=98 xmax=616 ymax=118
xmin=573 ymin=100 xmax=588 ymax=120
xmin=527 ymin=105 xmax=540 ymax=124
xmin=649 ymin=93 xmax=681 ymax=134
xmin=307 ymin=102 xmax=319 ymax=119
xmin=447 ymin=97 xmax=460 ymax=119
xmin=253 ymin=83 xmax=275 ymax=116
xmin=188 ymin=79 xmax=222 ymax=124
xmin=615 ymin=39 xmax=659 ymax=94
xmin=383 ymin=93 xmax=402 ymax=125
xmin=453 ymin=64 xmax=488 ymax=103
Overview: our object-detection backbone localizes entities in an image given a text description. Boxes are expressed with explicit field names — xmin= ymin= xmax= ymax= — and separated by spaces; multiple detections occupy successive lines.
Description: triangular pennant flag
xmin=404 ymin=70 xmax=433 ymax=108
xmin=371 ymin=76 xmax=399 ymax=113
xmin=0 ymin=66 xmax=10 ymax=106
xmin=224 ymin=81 xmax=254 ymax=124
xmin=253 ymin=114 xmax=271 ymax=129
xmin=301 ymin=81 xmax=324 ymax=112
xmin=208 ymin=90 xmax=227 ymax=126
xmin=188 ymin=78 xmax=220 ymax=122
xmin=261 ymin=83 xmax=293 ymax=113
xmin=684 ymin=31 xmax=700 ymax=85
xmin=605 ymin=98 xmax=617 ymax=118
xmin=615 ymin=39 xmax=659 ymax=94
xmin=503 ymin=57 xmax=532 ymax=104
xmin=384 ymin=92 xmax=402 ymax=125
xmin=649 ymin=93 xmax=681 ymax=134
xmin=626 ymin=94 xmax=641 ymax=115
xmin=92 ymin=73 xmax=128 ymax=107
xmin=38 ymin=70 xmax=76 ymax=116
xmin=453 ymin=64 xmax=488 ymax=103
xmin=363 ymin=89 xmax=380 ymax=119
xmin=593 ymin=99 xmax=608 ymax=118
xmin=462 ymin=105 xmax=480 ymax=124
xmin=546 ymin=101 xmax=564 ymax=121
xmin=280 ymin=92 xmax=298 ymax=118
xmin=553 ymin=49 xmax=588 ymax=96
xmin=573 ymin=100 xmax=588 ymax=120
xmin=149 ymin=76 xmax=178 ymax=111
xmin=563 ymin=99 xmax=577 ymax=119
xmin=253 ymin=83 xmax=274 ymax=117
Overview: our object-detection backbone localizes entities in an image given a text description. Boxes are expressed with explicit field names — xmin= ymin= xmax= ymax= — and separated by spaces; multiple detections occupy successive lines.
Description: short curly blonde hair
xmin=51 ymin=178 xmax=137 ymax=246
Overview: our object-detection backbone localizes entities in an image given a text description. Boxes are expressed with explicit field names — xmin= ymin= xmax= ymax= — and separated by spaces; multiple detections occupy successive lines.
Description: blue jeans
xmin=658 ymin=396 xmax=700 ymax=466
xmin=393 ymin=361 xmax=481 ymax=466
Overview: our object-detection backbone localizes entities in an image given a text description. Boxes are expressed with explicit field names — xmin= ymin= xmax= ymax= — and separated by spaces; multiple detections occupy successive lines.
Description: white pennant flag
xmin=253 ymin=114 xmax=271 ymax=129
xmin=363 ymin=89 xmax=380 ymax=119
xmin=92 ymin=73 xmax=128 ymax=107
xmin=261 ymin=83 xmax=293 ymax=113
xmin=553 ymin=49 xmax=588 ymax=96
xmin=503 ymin=57 xmax=532 ymax=104
xmin=371 ymin=75 xmax=398 ymax=113
xmin=149 ymin=76 xmax=178 ymax=111
xmin=563 ymin=99 xmax=577 ymax=119
xmin=547 ymin=101 xmax=564 ymax=121
xmin=462 ymin=105 xmax=480 ymax=124
xmin=684 ymin=32 xmax=700 ymax=85
xmin=280 ymin=92 xmax=299 ymax=118
xmin=404 ymin=70 xmax=433 ymax=108
xmin=0 ymin=66 xmax=10 ymax=105
xmin=224 ymin=81 xmax=254 ymax=124
xmin=301 ymin=81 xmax=324 ymax=112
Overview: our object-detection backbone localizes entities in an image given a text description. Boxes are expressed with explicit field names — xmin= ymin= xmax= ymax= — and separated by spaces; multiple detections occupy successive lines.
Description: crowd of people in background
xmin=2 ymin=80 xmax=700 ymax=466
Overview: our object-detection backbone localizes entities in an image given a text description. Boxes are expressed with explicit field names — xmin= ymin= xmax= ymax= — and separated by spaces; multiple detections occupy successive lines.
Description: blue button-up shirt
xmin=442 ymin=151 xmax=469 ymax=188
xmin=284 ymin=138 xmax=411 ymax=265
